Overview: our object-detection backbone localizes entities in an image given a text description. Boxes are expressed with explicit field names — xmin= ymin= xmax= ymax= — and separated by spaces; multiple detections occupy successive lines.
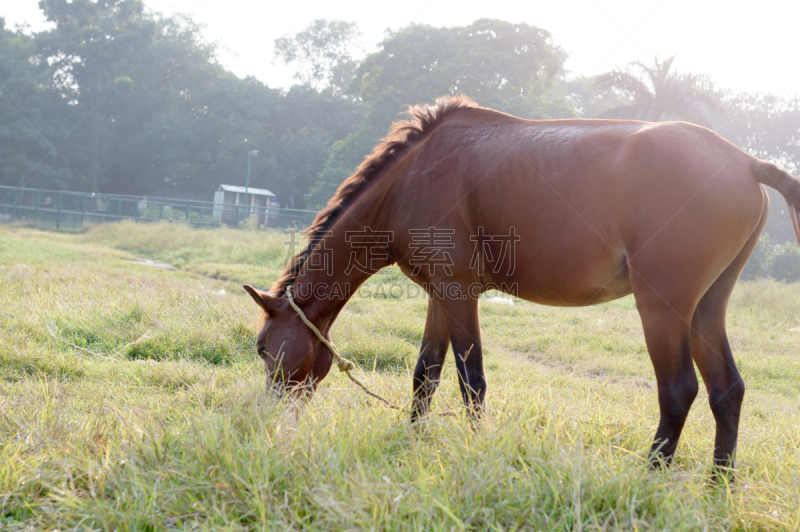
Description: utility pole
xmin=244 ymin=150 xmax=258 ymax=223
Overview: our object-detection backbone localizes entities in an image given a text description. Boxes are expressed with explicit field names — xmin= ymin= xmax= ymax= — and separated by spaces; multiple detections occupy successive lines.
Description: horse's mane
xmin=272 ymin=95 xmax=478 ymax=296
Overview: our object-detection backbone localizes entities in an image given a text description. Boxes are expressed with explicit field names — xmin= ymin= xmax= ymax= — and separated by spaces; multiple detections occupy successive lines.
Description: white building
xmin=213 ymin=184 xmax=279 ymax=225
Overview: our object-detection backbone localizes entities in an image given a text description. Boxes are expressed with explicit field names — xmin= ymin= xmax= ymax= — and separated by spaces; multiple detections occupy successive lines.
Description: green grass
xmin=1 ymin=221 xmax=800 ymax=530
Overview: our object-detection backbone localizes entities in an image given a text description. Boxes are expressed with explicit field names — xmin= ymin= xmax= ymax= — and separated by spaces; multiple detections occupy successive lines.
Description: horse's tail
xmin=752 ymin=160 xmax=800 ymax=245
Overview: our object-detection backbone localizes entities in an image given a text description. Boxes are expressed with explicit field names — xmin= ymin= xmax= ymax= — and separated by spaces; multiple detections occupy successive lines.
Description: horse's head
xmin=242 ymin=284 xmax=333 ymax=396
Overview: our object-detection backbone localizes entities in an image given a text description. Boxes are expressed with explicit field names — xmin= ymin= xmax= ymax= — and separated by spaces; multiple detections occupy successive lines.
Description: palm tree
xmin=594 ymin=56 xmax=720 ymax=127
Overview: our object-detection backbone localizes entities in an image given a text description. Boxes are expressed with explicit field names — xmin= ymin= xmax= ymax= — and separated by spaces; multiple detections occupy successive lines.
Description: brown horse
xmin=243 ymin=96 xmax=800 ymax=474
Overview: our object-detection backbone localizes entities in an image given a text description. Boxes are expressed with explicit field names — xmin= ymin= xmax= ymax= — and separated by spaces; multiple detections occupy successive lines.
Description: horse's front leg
xmin=411 ymin=298 xmax=451 ymax=422
xmin=439 ymin=294 xmax=485 ymax=418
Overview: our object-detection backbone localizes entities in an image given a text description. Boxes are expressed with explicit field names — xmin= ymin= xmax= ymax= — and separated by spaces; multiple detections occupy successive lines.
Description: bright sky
xmin=5 ymin=0 xmax=799 ymax=98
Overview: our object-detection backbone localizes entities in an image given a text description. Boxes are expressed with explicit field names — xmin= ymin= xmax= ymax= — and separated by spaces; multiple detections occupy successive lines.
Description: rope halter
xmin=285 ymin=285 xmax=356 ymax=372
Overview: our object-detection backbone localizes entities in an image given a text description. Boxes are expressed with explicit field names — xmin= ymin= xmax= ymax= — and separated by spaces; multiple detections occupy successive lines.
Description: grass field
xmin=1 ymin=221 xmax=800 ymax=531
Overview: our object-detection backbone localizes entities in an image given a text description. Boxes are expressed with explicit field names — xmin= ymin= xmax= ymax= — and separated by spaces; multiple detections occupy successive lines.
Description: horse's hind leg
xmin=635 ymin=297 xmax=699 ymax=467
xmin=411 ymin=298 xmax=451 ymax=422
xmin=633 ymin=190 xmax=769 ymax=471
xmin=691 ymin=292 xmax=743 ymax=476
xmin=692 ymin=193 xmax=769 ymax=475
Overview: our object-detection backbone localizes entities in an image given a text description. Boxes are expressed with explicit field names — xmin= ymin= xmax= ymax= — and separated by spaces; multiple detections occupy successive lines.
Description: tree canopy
xmin=1 ymin=16 xmax=72 ymax=190
xmin=2 ymin=6 xmax=800 ymax=227
xmin=0 ymin=5 xmax=364 ymax=207
xmin=307 ymin=19 xmax=576 ymax=205
xmin=273 ymin=19 xmax=363 ymax=93
xmin=593 ymin=56 xmax=720 ymax=126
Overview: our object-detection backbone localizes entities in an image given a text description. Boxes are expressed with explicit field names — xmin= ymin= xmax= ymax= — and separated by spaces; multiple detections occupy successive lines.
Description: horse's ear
xmin=242 ymin=284 xmax=285 ymax=315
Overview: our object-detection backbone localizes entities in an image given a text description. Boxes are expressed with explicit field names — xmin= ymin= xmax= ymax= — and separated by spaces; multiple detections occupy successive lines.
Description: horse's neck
xmin=292 ymin=208 xmax=395 ymax=331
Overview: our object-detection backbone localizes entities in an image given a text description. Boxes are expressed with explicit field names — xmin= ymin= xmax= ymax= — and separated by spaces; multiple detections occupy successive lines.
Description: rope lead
xmin=285 ymin=285 xmax=404 ymax=411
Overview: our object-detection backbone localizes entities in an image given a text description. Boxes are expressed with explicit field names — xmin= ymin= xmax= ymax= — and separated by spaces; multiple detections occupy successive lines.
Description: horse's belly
xmin=498 ymin=247 xmax=633 ymax=307
xmin=515 ymin=277 xmax=633 ymax=307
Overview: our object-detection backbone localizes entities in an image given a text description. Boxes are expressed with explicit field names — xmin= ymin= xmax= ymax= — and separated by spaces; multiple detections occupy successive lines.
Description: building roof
xmin=218 ymin=184 xmax=275 ymax=197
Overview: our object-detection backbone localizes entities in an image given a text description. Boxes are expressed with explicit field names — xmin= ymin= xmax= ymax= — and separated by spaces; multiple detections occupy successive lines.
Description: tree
xmin=273 ymin=19 xmax=363 ymax=93
xmin=308 ymin=18 xmax=575 ymax=206
xmin=352 ymin=19 xmax=568 ymax=113
xmin=0 ymin=17 xmax=74 ymax=190
xmin=562 ymin=76 xmax=635 ymax=119
xmin=97 ymin=15 xmax=246 ymax=196
xmin=36 ymin=0 xmax=159 ymax=190
xmin=1 ymin=4 xmax=366 ymax=203
xmin=594 ymin=56 xmax=720 ymax=126
xmin=257 ymin=84 xmax=366 ymax=208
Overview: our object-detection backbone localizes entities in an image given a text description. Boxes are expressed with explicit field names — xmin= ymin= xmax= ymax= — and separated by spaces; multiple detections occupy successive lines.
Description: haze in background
xmin=5 ymin=0 xmax=799 ymax=97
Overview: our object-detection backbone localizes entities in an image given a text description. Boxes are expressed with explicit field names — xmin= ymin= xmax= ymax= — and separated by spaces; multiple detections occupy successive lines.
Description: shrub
xmin=741 ymin=233 xmax=800 ymax=282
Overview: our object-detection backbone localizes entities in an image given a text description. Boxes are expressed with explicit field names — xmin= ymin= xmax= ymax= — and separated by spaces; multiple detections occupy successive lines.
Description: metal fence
xmin=0 ymin=185 xmax=317 ymax=230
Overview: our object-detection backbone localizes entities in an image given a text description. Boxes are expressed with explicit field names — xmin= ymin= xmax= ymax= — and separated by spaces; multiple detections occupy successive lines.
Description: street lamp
xmin=244 ymin=149 xmax=258 ymax=224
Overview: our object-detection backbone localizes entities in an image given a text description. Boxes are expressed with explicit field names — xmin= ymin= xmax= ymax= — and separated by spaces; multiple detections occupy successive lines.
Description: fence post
xmin=81 ymin=194 xmax=85 ymax=226
xmin=234 ymin=204 xmax=239 ymax=227
xmin=34 ymin=190 xmax=40 ymax=224
xmin=12 ymin=188 xmax=17 ymax=219
xmin=56 ymin=191 xmax=62 ymax=230
xmin=106 ymin=196 xmax=110 ymax=223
